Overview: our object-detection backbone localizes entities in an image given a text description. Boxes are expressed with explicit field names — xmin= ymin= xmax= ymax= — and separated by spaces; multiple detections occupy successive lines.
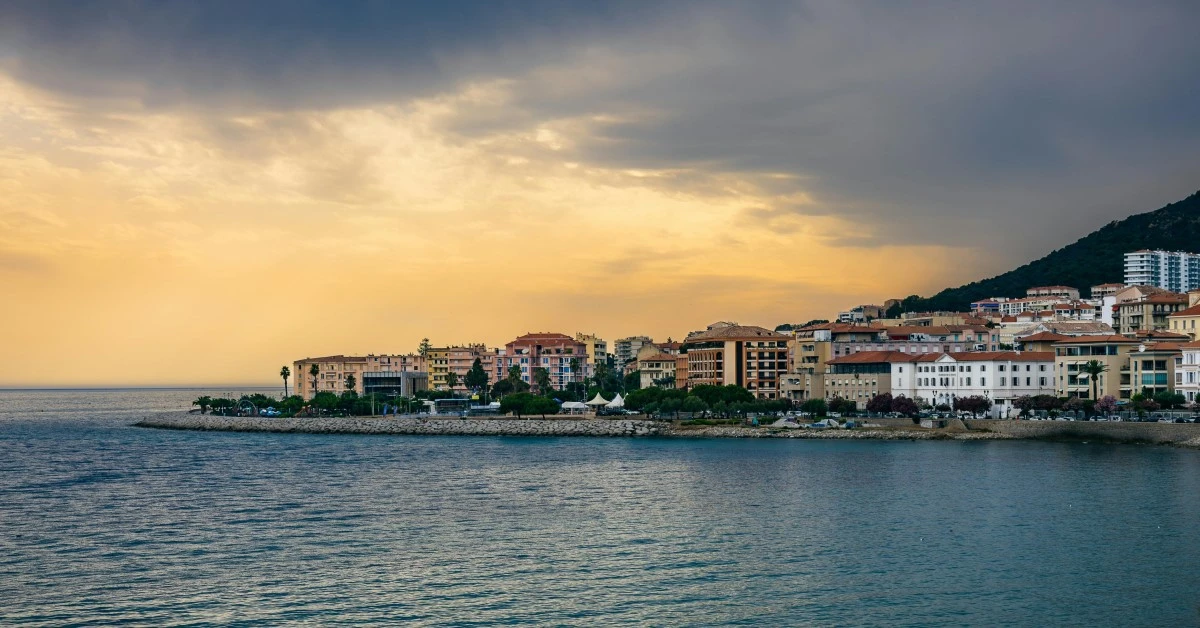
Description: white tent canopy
xmin=585 ymin=393 xmax=610 ymax=406
xmin=606 ymin=393 xmax=625 ymax=408
xmin=561 ymin=401 xmax=588 ymax=410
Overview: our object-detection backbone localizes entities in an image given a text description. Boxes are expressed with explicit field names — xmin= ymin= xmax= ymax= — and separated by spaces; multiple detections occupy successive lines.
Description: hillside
xmin=889 ymin=190 xmax=1200 ymax=314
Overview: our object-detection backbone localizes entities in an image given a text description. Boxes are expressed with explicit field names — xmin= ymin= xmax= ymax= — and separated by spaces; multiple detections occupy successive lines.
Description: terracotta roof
xmin=948 ymin=351 xmax=1054 ymax=362
xmin=1168 ymin=303 xmax=1200 ymax=317
xmin=1139 ymin=293 xmax=1188 ymax=304
xmin=1181 ymin=341 xmax=1200 ymax=349
xmin=1001 ymin=315 xmax=1018 ymax=322
xmin=826 ymin=350 xmax=914 ymax=364
xmin=1018 ymin=331 xmax=1071 ymax=343
xmin=1054 ymin=335 xmax=1140 ymax=344
xmin=1132 ymin=330 xmax=1191 ymax=340
xmin=1093 ymin=283 xmax=1125 ymax=288
xmin=637 ymin=352 xmax=678 ymax=363
xmin=298 ymin=355 xmax=369 ymax=362
xmin=1142 ymin=342 xmax=1184 ymax=352
xmin=512 ymin=332 xmax=577 ymax=342
xmin=684 ymin=325 xmax=789 ymax=342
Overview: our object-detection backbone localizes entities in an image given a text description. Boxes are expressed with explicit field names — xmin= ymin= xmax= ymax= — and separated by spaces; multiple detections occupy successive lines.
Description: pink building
xmin=501 ymin=332 xmax=591 ymax=390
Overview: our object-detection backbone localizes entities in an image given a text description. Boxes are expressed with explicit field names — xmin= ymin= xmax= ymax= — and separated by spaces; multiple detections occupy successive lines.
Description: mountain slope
xmin=891 ymin=190 xmax=1200 ymax=313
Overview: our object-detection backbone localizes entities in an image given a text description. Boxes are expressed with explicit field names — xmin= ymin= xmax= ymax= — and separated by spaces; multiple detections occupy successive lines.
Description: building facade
xmin=1115 ymin=292 xmax=1188 ymax=335
xmin=293 ymin=354 xmax=426 ymax=399
xmin=613 ymin=336 xmax=653 ymax=365
xmin=894 ymin=352 xmax=1055 ymax=418
xmin=574 ymin=333 xmax=609 ymax=366
xmin=682 ymin=324 xmax=790 ymax=399
xmin=1124 ymin=250 xmax=1200 ymax=293
xmin=637 ymin=352 xmax=680 ymax=388
xmin=1053 ymin=336 xmax=1141 ymax=399
xmin=501 ymin=332 xmax=591 ymax=390
xmin=1175 ymin=341 xmax=1200 ymax=403
xmin=426 ymin=344 xmax=500 ymax=393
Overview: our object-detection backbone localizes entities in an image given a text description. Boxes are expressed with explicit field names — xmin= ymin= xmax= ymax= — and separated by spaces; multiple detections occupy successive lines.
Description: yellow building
xmin=294 ymin=354 xmax=425 ymax=399
xmin=1053 ymin=336 xmax=1140 ymax=399
xmin=1167 ymin=293 xmax=1200 ymax=339
xmin=427 ymin=344 xmax=499 ymax=393
xmin=575 ymin=333 xmax=609 ymax=366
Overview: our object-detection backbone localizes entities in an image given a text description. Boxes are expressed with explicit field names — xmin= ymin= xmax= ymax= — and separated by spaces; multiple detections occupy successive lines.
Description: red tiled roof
xmin=948 ymin=351 xmax=1054 ymax=362
xmin=826 ymin=350 xmax=914 ymax=364
xmin=1019 ymin=332 xmax=1072 ymax=343
xmin=1143 ymin=342 xmax=1184 ymax=352
xmin=685 ymin=325 xmax=789 ymax=341
xmin=1168 ymin=303 xmax=1200 ymax=317
xmin=1054 ymin=335 xmax=1140 ymax=344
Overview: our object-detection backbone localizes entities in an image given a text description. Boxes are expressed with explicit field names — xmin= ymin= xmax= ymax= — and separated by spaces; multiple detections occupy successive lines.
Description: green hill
xmin=889 ymin=190 xmax=1200 ymax=314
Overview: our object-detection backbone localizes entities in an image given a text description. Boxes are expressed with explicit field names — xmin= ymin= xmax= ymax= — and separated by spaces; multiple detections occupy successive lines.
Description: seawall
xmin=134 ymin=413 xmax=1200 ymax=447
xmin=135 ymin=413 xmax=666 ymax=437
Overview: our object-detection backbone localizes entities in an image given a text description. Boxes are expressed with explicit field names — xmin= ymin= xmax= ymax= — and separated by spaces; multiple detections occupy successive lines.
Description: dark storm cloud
xmin=3 ymin=0 xmax=1198 ymax=259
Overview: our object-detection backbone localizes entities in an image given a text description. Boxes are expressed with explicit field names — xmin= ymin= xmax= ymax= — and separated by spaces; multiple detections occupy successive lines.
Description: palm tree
xmin=1082 ymin=359 xmax=1108 ymax=402
xmin=280 ymin=365 xmax=291 ymax=398
xmin=309 ymin=363 xmax=320 ymax=398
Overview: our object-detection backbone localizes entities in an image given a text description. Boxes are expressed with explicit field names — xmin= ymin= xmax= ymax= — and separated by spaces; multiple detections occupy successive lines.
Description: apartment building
xmin=1125 ymin=250 xmax=1200 ymax=293
xmin=1116 ymin=292 xmax=1188 ymax=334
xmin=574 ymin=333 xmax=609 ymax=366
xmin=1091 ymin=283 xmax=1125 ymax=298
xmin=293 ymin=353 xmax=426 ymax=399
xmin=682 ymin=324 xmax=790 ymax=399
xmin=1129 ymin=342 xmax=1182 ymax=397
xmin=1027 ymin=285 xmax=1081 ymax=300
xmin=613 ymin=336 xmax=653 ymax=365
xmin=1053 ymin=336 xmax=1141 ymax=399
xmin=1175 ymin=341 xmax=1200 ymax=403
xmin=1166 ymin=292 xmax=1200 ymax=340
xmin=637 ymin=352 xmax=681 ymax=388
xmin=501 ymin=332 xmax=590 ymax=390
xmin=822 ymin=351 xmax=907 ymax=409
xmin=426 ymin=344 xmax=500 ymax=393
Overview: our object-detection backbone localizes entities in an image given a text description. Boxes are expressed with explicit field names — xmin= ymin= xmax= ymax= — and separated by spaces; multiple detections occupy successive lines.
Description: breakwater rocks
xmin=134 ymin=413 xmax=1200 ymax=447
xmin=135 ymin=413 xmax=666 ymax=437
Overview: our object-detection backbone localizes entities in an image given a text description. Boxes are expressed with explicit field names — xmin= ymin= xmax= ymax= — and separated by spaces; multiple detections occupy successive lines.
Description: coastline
xmin=134 ymin=412 xmax=1200 ymax=447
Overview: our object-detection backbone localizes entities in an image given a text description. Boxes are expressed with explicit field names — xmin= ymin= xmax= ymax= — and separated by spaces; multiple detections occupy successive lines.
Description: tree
xmin=1095 ymin=395 xmax=1118 ymax=415
xmin=309 ymin=363 xmax=320 ymax=396
xmin=465 ymin=358 xmax=489 ymax=398
xmin=508 ymin=364 xmax=523 ymax=382
xmin=800 ymin=398 xmax=827 ymax=417
xmin=311 ymin=392 xmax=339 ymax=416
xmin=192 ymin=395 xmax=213 ymax=414
xmin=828 ymin=397 xmax=857 ymax=414
xmin=419 ymin=338 xmax=432 ymax=357
xmin=527 ymin=396 xmax=561 ymax=418
xmin=500 ymin=392 xmax=537 ymax=417
xmin=1081 ymin=359 xmax=1107 ymax=400
xmin=280 ymin=365 xmax=291 ymax=398
xmin=569 ymin=357 xmax=581 ymax=387
xmin=444 ymin=371 xmax=460 ymax=391
xmin=532 ymin=367 xmax=553 ymax=394
xmin=681 ymin=396 xmax=708 ymax=417
xmin=1153 ymin=390 xmax=1186 ymax=409
xmin=624 ymin=370 xmax=642 ymax=391
xmin=866 ymin=392 xmax=893 ymax=414
xmin=953 ymin=395 xmax=992 ymax=418
xmin=891 ymin=395 xmax=919 ymax=417
xmin=344 ymin=373 xmax=356 ymax=393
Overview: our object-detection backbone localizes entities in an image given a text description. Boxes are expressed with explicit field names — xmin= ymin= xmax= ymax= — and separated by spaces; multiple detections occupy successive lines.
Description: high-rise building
xmin=574 ymin=333 xmax=609 ymax=366
xmin=613 ymin=336 xmax=653 ymax=365
xmin=681 ymin=324 xmax=790 ymax=399
xmin=501 ymin=333 xmax=591 ymax=390
xmin=1124 ymin=250 xmax=1200 ymax=292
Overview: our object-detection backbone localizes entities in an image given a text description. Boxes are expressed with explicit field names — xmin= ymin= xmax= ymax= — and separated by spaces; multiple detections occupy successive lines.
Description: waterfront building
xmin=1053 ymin=336 xmax=1141 ymax=399
xmin=574 ymin=333 xmax=609 ymax=366
xmin=1124 ymin=250 xmax=1200 ymax=293
xmin=1175 ymin=341 xmax=1200 ymax=403
xmin=294 ymin=353 xmax=426 ymax=399
xmin=1015 ymin=331 xmax=1071 ymax=353
xmin=682 ymin=324 xmax=790 ymax=399
xmin=822 ymin=351 xmax=907 ymax=409
xmin=501 ymin=332 xmax=591 ymax=390
xmin=613 ymin=336 xmax=653 ymax=365
xmin=637 ymin=352 xmax=680 ymax=388
xmin=893 ymin=352 xmax=1055 ymax=418
xmin=1129 ymin=342 xmax=1182 ymax=397
xmin=427 ymin=344 xmax=500 ymax=393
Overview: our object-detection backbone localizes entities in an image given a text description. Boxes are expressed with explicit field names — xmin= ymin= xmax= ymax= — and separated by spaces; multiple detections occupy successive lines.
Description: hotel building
xmin=682 ymin=324 xmax=790 ymax=399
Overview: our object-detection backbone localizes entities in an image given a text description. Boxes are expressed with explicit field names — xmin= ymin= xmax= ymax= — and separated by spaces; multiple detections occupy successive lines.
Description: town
xmin=202 ymin=249 xmax=1200 ymax=422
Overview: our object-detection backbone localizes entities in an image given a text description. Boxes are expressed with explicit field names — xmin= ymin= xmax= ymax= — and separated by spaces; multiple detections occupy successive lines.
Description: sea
xmin=1 ymin=388 xmax=1199 ymax=626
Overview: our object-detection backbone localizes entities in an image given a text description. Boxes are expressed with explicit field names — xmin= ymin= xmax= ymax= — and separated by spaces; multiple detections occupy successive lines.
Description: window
xmin=981 ymin=377 xmax=986 ymax=386
xmin=1026 ymin=378 xmax=1032 ymax=386
xmin=1039 ymin=377 xmax=1047 ymax=386
xmin=1000 ymin=377 xmax=1006 ymax=386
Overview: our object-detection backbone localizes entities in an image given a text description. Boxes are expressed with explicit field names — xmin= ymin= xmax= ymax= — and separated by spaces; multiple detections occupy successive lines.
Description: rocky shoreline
xmin=134 ymin=412 xmax=1010 ymax=441
xmin=131 ymin=412 xmax=1200 ymax=448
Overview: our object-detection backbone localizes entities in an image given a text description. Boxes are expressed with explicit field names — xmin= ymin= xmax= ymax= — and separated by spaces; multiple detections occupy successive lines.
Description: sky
xmin=2 ymin=1 xmax=1199 ymax=387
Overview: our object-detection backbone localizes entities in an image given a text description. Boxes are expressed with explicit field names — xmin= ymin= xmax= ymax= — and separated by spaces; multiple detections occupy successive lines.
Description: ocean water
xmin=2 ymin=389 xmax=1200 ymax=626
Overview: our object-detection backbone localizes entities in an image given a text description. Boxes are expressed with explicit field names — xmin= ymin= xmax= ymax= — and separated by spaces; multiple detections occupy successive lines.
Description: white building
xmin=1124 ymin=250 xmax=1200 ymax=293
xmin=1176 ymin=341 xmax=1200 ymax=403
xmin=891 ymin=351 xmax=1056 ymax=418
